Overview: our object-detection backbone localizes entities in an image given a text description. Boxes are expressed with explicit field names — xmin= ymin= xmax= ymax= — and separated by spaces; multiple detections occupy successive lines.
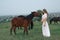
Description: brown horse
xmin=10 ymin=11 xmax=39 ymax=35
xmin=17 ymin=15 xmax=34 ymax=30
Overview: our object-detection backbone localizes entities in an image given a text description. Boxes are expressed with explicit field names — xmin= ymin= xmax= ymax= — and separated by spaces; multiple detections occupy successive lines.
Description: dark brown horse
xmin=50 ymin=17 xmax=60 ymax=24
xmin=17 ymin=15 xmax=34 ymax=30
xmin=10 ymin=11 xmax=39 ymax=35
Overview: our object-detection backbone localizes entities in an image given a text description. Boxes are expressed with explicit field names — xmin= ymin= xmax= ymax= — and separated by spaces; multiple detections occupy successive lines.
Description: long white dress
xmin=42 ymin=13 xmax=50 ymax=37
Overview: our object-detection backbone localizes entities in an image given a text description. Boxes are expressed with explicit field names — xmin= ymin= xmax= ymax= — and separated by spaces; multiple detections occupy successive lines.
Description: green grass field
xmin=0 ymin=22 xmax=60 ymax=40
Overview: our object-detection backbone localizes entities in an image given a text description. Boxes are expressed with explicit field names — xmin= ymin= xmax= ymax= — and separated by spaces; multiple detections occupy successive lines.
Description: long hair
xmin=43 ymin=9 xmax=48 ymax=14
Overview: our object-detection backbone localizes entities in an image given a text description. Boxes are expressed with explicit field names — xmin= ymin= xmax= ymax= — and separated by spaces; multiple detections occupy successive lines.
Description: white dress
xmin=42 ymin=13 xmax=50 ymax=37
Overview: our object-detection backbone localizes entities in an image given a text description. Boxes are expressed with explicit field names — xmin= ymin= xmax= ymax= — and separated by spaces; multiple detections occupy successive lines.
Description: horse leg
xmin=24 ymin=27 xmax=28 ymax=35
xmin=10 ymin=26 xmax=14 ymax=35
xmin=20 ymin=27 xmax=22 ymax=29
xmin=29 ymin=21 xmax=33 ymax=30
xmin=13 ymin=27 xmax=16 ymax=35
xmin=23 ymin=20 xmax=28 ymax=35
xmin=18 ymin=27 xmax=22 ymax=30
xmin=18 ymin=27 xmax=19 ymax=30
xmin=56 ymin=21 xmax=58 ymax=24
xmin=24 ymin=27 xmax=25 ymax=34
xmin=30 ymin=21 xmax=33 ymax=29
xmin=26 ymin=27 xmax=28 ymax=35
xmin=28 ymin=25 xmax=31 ymax=30
xmin=54 ymin=21 xmax=57 ymax=24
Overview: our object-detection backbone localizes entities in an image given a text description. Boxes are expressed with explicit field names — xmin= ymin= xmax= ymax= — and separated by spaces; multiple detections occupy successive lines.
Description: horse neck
xmin=26 ymin=14 xmax=34 ymax=20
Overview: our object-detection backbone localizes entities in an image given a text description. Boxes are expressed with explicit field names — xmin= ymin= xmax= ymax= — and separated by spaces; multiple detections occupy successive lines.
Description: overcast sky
xmin=0 ymin=0 xmax=60 ymax=16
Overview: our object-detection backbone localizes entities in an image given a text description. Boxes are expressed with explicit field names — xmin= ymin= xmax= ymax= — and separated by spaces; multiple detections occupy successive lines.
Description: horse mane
xmin=18 ymin=15 xmax=25 ymax=17
xmin=26 ymin=13 xmax=34 ymax=20
xmin=18 ymin=11 xmax=36 ymax=20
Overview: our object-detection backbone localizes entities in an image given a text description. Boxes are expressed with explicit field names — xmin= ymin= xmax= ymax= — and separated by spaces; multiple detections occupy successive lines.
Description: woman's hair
xmin=43 ymin=9 xmax=48 ymax=14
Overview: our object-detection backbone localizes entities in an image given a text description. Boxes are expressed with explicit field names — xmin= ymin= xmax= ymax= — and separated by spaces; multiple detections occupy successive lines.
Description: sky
xmin=0 ymin=0 xmax=60 ymax=16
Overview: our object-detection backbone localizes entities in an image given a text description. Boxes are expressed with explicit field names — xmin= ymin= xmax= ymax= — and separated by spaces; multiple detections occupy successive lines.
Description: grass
xmin=0 ymin=22 xmax=60 ymax=40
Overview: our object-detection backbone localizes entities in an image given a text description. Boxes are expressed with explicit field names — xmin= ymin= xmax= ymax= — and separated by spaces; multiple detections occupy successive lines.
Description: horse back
xmin=11 ymin=17 xmax=25 ymax=26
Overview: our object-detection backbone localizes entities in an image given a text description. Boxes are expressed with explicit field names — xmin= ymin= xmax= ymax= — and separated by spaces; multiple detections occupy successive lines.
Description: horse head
xmin=31 ymin=11 xmax=39 ymax=17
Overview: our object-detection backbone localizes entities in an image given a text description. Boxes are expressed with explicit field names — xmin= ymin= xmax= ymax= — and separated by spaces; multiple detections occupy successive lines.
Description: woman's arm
xmin=41 ymin=17 xmax=47 ymax=26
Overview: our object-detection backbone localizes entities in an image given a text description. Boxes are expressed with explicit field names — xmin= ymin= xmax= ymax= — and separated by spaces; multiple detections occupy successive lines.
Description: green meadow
xmin=0 ymin=22 xmax=60 ymax=40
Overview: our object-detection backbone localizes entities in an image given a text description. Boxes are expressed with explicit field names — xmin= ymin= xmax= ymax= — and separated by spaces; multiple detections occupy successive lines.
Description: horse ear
xmin=31 ymin=11 xmax=37 ymax=15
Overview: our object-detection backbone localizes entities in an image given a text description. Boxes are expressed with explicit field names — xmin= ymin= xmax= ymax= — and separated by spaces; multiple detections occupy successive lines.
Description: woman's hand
xmin=43 ymin=21 xmax=46 ymax=27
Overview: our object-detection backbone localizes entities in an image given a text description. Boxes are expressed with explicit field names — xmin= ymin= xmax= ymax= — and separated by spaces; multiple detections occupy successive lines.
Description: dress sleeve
xmin=41 ymin=14 xmax=47 ymax=23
